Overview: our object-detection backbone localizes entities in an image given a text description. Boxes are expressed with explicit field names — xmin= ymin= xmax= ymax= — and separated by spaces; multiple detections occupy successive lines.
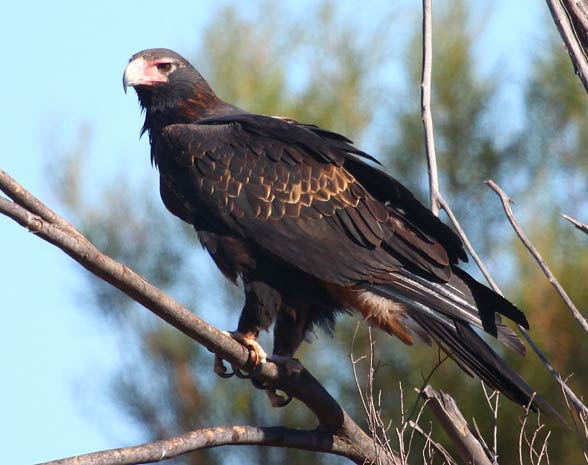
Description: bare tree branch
xmin=486 ymin=179 xmax=588 ymax=418
xmin=417 ymin=2 xmax=511 ymax=460
xmin=407 ymin=421 xmax=457 ymax=465
xmin=421 ymin=0 xmax=441 ymax=216
xmin=421 ymin=386 xmax=494 ymax=465
xmin=486 ymin=179 xmax=588 ymax=334
xmin=562 ymin=213 xmax=588 ymax=235
xmin=39 ymin=426 xmax=356 ymax=465
xmin=418 ymin=0 xmax=499 ymax=294
xmin=437 ymin=196 xmax=501 ymax=291
xmin=546 ymin=0 xmax=588 ymax=93
xmin=0 ymin=168 xmax=402 ymax=465
xmin=440 ymin=185 xmax=588 ymax=418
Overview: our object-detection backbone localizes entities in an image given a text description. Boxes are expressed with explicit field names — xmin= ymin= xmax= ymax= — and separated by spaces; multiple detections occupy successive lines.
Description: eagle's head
xmin=123 ymin=48 xmax=219 ymax=133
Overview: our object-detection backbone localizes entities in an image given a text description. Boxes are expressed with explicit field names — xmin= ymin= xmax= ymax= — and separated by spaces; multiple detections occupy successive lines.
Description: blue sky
xmin=1 ymin=1 xmax=547 ymax=464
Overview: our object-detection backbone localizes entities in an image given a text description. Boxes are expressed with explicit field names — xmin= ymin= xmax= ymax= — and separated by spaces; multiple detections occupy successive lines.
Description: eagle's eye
xmin=157 ymin=62 xmax=173 ymax=73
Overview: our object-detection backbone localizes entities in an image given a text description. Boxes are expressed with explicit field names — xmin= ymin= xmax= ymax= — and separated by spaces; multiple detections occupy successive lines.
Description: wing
xmin=153 ymin=113 xmax=462 ymax=285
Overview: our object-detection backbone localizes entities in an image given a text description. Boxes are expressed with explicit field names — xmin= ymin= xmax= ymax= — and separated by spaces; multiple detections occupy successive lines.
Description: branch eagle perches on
xmin=0 ymin=168 xmax=403 ymax=465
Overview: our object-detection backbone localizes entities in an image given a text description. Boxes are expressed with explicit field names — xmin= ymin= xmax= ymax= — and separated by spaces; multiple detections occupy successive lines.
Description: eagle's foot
xmin=214 ymin=353 xmax=235 ymax=378
xmin=249 ymin=356 xmax=302 ymax=408
xmin=214 ymin=331 xmax=267 ymax=379
xmin=230 ymin=331 xmax=267 ymax=369
xmin=266 ymin=389 xmax=293 ymax=408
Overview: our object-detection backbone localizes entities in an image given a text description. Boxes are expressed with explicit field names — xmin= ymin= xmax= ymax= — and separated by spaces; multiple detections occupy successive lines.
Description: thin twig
xmin=519 ymin=395 xmax=535 ymax=465
xmin=536 ymin=430 xmax=551 ymax=465
xmin=562 ymin=213 xmax=588 ymax=236
xmin=408 ymin=421 xmax=458 ymax=465
xmin=405 ymin=394 xmax=431 ymax=462
xmin=437 ymin=196 xmax=501 ymax=291
xmin=521 ymin=326 xmax=588 ymax=418
xmin=485 ymin=180 xmax=588 ymax=417
xmin=421 ymin=0 xmax=440 ymax=215
xmin=481 ymin=382 xmax=500 ymax=464
xmin=486 ymin=179 xmax=588 ymax=334
xmin=418 ymin=0 xmax=501 ymax=293
xmin=349 ymin=329 xmax=399 ymax=464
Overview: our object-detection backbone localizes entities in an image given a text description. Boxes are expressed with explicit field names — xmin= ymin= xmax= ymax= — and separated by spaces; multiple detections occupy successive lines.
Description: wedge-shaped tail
xmin=364 ymin=269 xmax=557 ymax=415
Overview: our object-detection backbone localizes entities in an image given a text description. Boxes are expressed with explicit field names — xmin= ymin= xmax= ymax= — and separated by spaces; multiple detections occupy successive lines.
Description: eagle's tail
xmin=362 ymin=268 xmax=557 ymax=416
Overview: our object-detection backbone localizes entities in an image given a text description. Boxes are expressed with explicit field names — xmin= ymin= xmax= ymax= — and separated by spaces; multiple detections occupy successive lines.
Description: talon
xmin=214 ymin=355 xmax=235 ymax=378
xmin=251 ymin=377 xmax=267 ymax=390
xmin=233 ymin=367 xmax=252 ymax=379
xmin=266 ymin=389 xmax=292 ymax=408
xmin=229 ymin=331 xmax=267 ymax=370
xmin=213 ymin=330 xmax=268 ymax=378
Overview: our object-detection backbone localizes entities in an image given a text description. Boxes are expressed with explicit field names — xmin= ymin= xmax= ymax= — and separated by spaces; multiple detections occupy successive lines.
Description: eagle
xmin=123 ymin=48 xmax=549 ymax=412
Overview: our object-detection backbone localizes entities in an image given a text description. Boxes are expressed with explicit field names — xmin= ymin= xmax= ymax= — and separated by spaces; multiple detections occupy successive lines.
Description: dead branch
xmin=0 ymin=168 xmax=401 ymax=465
xmin=407 ymin=421 xmax=457 ymax=465
xmin=418 ymin=0 xmax=499 ymax=293
xmin=486 ymin=179 xmax=588 ymax=418
xmin=562 ymin=213 xmax=588 ymax=235
xmin=421 ymin=386 xmax=494 ymax=465
xmin=418 ymin=2 xmax=508 ymax=460
xmin=421 ymin=0 xmax=440 ymax=216
xmin=486 ymin=179 xmax=588 ymax=334
xmin=545 ymin=0 xmax=588 ymax=94
xmin=39 ymin=426 xmax=353 ymax=465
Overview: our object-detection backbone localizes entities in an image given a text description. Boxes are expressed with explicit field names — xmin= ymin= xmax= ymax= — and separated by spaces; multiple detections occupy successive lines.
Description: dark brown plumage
xmin=124 ymin=48 xmax=551 ymax=413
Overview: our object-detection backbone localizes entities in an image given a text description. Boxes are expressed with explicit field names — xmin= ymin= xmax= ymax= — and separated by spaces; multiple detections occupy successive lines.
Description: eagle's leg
xmin=214 ymin=282 xmax=275 ymax=378
xmin=271 ymin=306 xmax=306 ymax=375
xmin=247 ymin=306 xmax=307 ymax=407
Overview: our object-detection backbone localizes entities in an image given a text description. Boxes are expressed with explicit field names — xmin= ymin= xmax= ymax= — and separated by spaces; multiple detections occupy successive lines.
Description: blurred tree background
xmin=48 ymin=0 xmax=588 ymax=463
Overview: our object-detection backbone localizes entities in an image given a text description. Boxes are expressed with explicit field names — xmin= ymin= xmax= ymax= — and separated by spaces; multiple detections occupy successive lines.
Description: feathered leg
xmin=214 ymin=281 xmax=277 ymax=377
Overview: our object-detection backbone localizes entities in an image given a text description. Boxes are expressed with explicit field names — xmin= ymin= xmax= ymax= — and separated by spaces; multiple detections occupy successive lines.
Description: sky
xmin=0 ymin=1 xmax=548 ymax=464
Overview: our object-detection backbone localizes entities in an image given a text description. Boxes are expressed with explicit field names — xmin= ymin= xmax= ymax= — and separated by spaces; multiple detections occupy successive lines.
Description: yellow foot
xmin=229 ymin=331 xmax=267 ymax=367
xmin=213 ymin=331 xmax=267 ymax=378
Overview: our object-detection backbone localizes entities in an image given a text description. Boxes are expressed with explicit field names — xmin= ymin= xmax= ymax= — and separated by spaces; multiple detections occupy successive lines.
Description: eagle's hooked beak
xmin=123 ymin=57 xmax=146 ymax=94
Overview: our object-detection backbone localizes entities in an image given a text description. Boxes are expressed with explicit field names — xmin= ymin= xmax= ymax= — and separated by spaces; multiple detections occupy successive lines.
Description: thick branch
xmin=0 ymin=168 xmax=401 ymax=465
xmin=546 ymin=0 xmax=588 ymax=93
xmin=40 ymin=426 xmax=355 ymax=465
xmin=421 ymin=386 xmax=494 ymax=465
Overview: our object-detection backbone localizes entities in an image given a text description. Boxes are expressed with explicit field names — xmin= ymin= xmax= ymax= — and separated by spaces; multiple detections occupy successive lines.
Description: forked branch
xmin=486 ymin=179 xmax=588 ymax=418
xmin=486 ymin=180 xmax=588 ymax=335
xmin=0 ymin=168 xmax=401 ymax=465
